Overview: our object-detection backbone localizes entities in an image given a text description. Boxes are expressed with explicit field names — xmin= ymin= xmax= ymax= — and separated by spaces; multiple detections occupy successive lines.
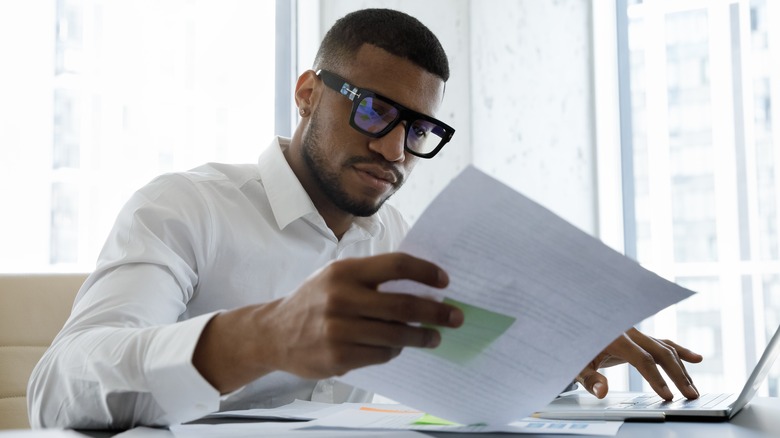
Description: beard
xmin=300 ymin=112 xmax=403 ymax=217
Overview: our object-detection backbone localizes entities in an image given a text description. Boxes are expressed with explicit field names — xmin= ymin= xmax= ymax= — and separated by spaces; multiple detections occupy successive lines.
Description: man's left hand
xmin=577 ymin=328 xmax=703 ymax=400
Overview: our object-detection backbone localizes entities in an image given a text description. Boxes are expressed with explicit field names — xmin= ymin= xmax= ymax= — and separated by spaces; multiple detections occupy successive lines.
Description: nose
xmin=368 ymin=123 xmax=406 ymax=162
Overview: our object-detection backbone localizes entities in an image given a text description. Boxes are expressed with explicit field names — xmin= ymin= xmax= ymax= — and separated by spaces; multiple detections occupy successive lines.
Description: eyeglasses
xmin=316 ymin=69 xmax=455 ymax=159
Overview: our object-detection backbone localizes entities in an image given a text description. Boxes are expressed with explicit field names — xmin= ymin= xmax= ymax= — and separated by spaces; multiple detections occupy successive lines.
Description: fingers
xmin=660 ymin=338 xmax=703 ymax=398
xmin=272 ymin=252 xmax=463 ymax=379
xmin=617 ymin=336 xmax=669 ymax=399
xmin=577 ymin=364 xmax=609 ymax=398
xmin=324 ymin=318 xmax=442 ymax=349
xmin=271 ymin=251 xmax=460 ymax=379
xmin=340 ymin=290 xmax=463 ymax=328
xmin=342 ymin=252 xmax=449 ymax=289
xmin=323 ymin=253 xmax=463 ymax=329
xmin=662 ymin=338 xmax=704 ymax=363
xmin=591 ymin=329 xmax=700 ymax=400
xmin=625 ymin=329 xmax=699 ymax=400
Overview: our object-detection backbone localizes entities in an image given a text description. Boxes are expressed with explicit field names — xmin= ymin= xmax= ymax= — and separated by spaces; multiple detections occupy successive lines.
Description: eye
xmin=410 ymin=121 xmax=431 ymax=139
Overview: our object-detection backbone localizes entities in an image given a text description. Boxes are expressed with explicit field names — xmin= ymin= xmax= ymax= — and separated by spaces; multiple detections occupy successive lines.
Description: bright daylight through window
xmin=0 ymin=0 xmax=277 ymax=272
xmin=619 ymin=0 xmax=779 ymax=396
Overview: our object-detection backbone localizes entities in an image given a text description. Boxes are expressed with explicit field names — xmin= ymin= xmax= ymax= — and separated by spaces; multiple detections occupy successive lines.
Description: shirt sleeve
xmin=28 ymin=174 xmax=222 ymax=429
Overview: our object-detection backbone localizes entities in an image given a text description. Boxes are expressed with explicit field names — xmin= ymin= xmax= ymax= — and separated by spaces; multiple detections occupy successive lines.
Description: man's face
xmin=300 ymin=44 xmax=445 ymax=217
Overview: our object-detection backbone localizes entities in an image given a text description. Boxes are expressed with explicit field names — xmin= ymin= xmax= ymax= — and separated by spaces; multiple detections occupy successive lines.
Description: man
xmin=28 ymin=8 xmax=702 ymax=429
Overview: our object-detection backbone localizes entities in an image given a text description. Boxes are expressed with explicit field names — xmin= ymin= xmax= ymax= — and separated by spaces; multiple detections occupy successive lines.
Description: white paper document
xmin=171 ymin=401 xmax=430 ymax=437
xmin=0 ymin=430 xmax=88 ymax=438
xmin=338 ymin=165 xmax=695 ymax=426
xmin=299 ymin=403 xmax=623 ymax=435
xmin=203 ymin=399 xmax=347 ymax=421
xmin=171 ymin=401 xmax=621 ymax=436
xmin=172 ymin=422 xmax=426 ymax=438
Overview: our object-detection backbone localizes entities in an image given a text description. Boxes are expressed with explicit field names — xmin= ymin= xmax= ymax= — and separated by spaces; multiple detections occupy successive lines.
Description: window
xmin=618 ymin=0 xmax=779 ymax=395
xmin=0 ymin=0 xmax=287 ymax=272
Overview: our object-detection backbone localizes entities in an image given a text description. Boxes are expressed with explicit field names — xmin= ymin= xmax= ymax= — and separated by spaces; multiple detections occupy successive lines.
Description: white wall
xmin=315 ymin=0 xmax=597 ymax=233
xmin=470 ymin=1 xmax=597 ymax=234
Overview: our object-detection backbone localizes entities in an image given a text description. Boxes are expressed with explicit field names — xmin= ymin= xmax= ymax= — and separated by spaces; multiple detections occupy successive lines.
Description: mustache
xmin=345 ymin=156 xmax=405 ymax=186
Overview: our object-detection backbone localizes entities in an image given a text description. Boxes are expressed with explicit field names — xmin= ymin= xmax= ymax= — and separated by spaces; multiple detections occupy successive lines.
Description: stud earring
xmin=299 ymin=108 xmax=307 ymax=117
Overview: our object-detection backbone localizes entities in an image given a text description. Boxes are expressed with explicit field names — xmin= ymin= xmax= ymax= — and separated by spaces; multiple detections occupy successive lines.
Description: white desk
xmin=71 ymin=397 xmax=779 ymax=437
xmin=427 ymin=397 xmax=780 ymax=437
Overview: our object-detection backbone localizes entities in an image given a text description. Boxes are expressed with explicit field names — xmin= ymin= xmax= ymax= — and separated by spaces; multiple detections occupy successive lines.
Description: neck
xmin=283 ymin=134 xmax=354 ymax=240
xmin=315 ymin=202 xmax=354 ymax=240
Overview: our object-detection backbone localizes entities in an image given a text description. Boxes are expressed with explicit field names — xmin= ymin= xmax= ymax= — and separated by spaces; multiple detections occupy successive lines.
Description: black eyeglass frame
xmin=316 ymin=69 xmax=455 ymax=159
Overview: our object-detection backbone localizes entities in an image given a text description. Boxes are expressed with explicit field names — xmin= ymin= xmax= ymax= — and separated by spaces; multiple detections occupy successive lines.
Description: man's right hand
xmin=192 ymin=252 xmax=463 ymax=393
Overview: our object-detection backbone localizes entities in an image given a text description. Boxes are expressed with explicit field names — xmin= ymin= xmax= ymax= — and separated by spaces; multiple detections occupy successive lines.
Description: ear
xmin=294 ymin=70 xmax=320 ymax=115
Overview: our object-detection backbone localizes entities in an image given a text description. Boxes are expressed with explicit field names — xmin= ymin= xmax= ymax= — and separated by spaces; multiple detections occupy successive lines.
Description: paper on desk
xmin=203 ymin=399 xmax=346 ymax=421
xmin=113 ymin=427 xmax=175 ymax=437
xmin=171 ymin=421 xmax=426 ymax=438
xmin=299 ymin=403 xmax=623 ymax=435
xmin=338 ymin=165 xmax=695 ymax=426
xmin=170 ymin=401 xmax=431 ymax=437
xmin=0 ymin=430 xmax=88 ymax=438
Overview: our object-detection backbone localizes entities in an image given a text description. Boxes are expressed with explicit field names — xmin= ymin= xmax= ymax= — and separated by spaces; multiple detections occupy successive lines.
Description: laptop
xmin=536 ymin=323 xmax=780 ymax=421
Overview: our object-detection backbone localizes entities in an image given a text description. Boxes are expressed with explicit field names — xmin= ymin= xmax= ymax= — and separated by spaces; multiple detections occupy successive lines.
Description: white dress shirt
xmin=27 ymin=137 xmax=409 ymax=429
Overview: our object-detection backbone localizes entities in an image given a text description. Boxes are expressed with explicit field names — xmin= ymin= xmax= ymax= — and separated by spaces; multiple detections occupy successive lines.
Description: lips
xmin=354 ymin=164 xmax=400 ymax=185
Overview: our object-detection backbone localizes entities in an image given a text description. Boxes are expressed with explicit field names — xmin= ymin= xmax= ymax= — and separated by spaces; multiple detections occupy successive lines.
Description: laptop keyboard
xmin=609 ymin=393 xmax=732 ymax=410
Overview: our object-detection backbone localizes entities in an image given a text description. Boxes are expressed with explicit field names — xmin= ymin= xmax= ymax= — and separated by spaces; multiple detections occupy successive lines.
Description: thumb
xmin=577 ymin=366 xmax=609 ymax=399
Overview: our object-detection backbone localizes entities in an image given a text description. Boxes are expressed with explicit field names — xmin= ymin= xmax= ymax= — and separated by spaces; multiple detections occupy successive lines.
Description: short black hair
xmin=313 ymin=8 xmax=450 ymax=82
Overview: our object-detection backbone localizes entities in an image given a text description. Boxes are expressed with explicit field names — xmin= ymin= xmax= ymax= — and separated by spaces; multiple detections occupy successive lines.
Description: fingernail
xmin=661 ymin=385 xmax=673 ymax=400
xmin=427 ymin=331 xmax=441 ymax=348
xmin=449 ymin=309 xmax=464 ymax=327
xmin=688 ymin=384 xmax=699 ymax=398
xmin=593 ymin=382 xmax=605 ymax=397
xmin=438 ymin=268 xmax=449 ymax=286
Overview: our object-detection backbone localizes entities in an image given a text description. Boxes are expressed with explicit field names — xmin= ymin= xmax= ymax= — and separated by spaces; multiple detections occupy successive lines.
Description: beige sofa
xmin=0 ymin=273 xmax=86 ymax=429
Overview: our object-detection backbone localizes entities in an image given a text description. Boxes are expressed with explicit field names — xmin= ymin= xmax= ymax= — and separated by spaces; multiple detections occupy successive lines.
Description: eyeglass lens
xmin=355 ymin=97 xmax=398 ymax=134
xmin=353 ymin=96 xmax=446 ymax=155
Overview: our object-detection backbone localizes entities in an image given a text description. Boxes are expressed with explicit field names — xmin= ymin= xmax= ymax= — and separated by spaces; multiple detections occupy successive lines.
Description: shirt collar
xmin=257 ymin=137 xmax=383 ymax=237
xmin=258 ymin=137 xmax=318 ymax=231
